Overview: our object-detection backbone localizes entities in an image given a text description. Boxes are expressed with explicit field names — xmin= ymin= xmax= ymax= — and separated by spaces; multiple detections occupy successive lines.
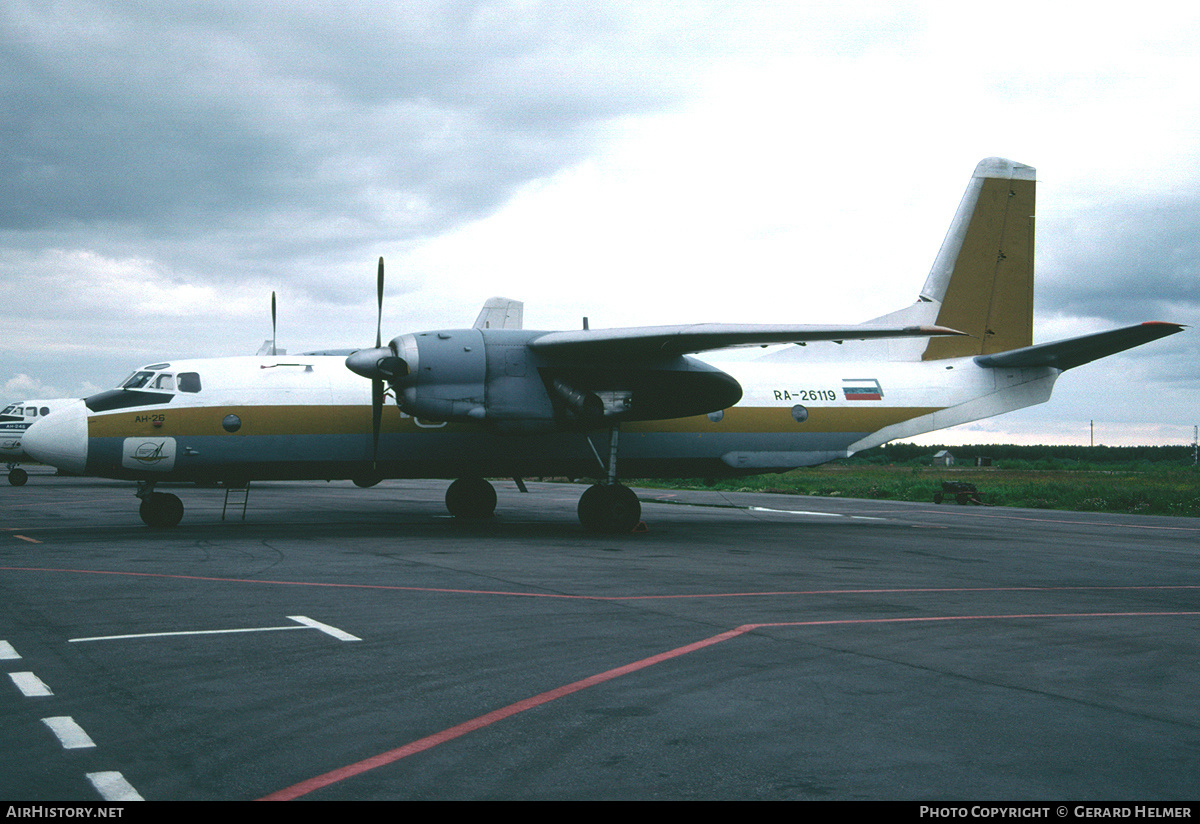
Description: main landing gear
xmin=445 ymin=476 xmax=497 ymax=519
xmin=137 ymin=482 xmax=184 ymax=528
xmin=577 ymin=424 xmax=642 ymax=534
xmin=441 ymin=474 xmax=640 ymax=533
xmin=7 ymin=464 xmax=27 ymax=486
xmin=442 ymin=424 xmax=642 ymax=534
xmin=577 ymin=483 xmax=641 ymax=534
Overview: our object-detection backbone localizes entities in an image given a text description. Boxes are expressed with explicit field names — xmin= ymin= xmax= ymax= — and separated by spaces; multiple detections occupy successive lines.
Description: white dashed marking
xmin=9 ymin=671 xmax=52 ymax=696
xmin=87 ymin=771 xmax=144 ymax=802
xmin=42 ymin=716 xmax=96 ymax=749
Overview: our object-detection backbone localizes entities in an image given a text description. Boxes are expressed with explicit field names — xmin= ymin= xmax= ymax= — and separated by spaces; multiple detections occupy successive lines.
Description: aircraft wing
xmin=974 ymin=322 xmax=1184 ymax=371
xmin=528 ymin=323 xmax=966 ymax=359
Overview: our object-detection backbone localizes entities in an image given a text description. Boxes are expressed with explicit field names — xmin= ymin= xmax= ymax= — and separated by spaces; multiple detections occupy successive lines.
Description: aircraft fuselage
xmin=27 ymin=352 xmax=1057 ymax=485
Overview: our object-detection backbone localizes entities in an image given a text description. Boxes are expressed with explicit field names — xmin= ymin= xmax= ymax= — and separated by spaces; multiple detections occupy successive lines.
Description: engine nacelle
xmin=385 ymin=328 xmax=742 ymax=434
xmin=389 ymin=329 xmax=490 ymax=423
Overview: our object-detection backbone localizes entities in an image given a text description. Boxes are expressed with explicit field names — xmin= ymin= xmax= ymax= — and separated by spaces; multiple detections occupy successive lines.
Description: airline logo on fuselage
xmin=842 ymin=378 xmax=883 ymax=401
xmin=122 ymin=437 xmax=177 ymax=472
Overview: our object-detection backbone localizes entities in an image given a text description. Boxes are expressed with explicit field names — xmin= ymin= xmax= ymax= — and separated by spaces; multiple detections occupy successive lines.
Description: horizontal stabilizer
xmin=974 ymin=322 xmax=1184 ymax=371
xmin=530 ymin=323 xmax=965 ymax=360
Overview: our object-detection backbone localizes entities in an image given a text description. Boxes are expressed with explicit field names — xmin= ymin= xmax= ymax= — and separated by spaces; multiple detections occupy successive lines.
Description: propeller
xmin=345 ymin=257 xmax=409 ymax=466
xmin=371 ymin=258 xmax=383 ymax=466
xmin=270 ymin=291 xmax=277 ymax=356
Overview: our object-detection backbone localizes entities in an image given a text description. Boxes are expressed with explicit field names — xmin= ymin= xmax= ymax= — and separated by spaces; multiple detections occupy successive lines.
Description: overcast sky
xmin=3 ymin=1 xmax=1197 ymax=446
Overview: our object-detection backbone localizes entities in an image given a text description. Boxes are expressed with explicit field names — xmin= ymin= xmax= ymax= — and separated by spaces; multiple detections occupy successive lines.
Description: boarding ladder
xmin=222 ymin=482 xmax=251 ymax=521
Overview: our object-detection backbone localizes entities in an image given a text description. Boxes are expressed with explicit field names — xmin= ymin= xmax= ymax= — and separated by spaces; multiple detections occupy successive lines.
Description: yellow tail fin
xmin=921 ymin=158 xmax=1036 ymax=360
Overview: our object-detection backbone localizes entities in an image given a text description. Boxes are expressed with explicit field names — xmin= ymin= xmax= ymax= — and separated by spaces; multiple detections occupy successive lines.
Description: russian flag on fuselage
xmin=842 ymin=378 xmax=883 ymax=401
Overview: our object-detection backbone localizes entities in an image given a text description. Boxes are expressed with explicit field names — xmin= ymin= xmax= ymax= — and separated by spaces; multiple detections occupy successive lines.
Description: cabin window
xmin=39 ymin=407 xmax=49 ymax=416
xmin=178 ymin=373 xmax=202 ymax=393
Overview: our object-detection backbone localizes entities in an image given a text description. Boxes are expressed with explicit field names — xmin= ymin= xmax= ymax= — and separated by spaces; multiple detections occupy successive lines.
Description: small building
xmin=933 ymin=450 xmax=955 ymax=467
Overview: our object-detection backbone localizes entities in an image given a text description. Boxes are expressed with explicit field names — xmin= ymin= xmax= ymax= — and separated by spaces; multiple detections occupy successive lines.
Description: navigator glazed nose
xmin=22 ymin=400 xmax=88 ymax=476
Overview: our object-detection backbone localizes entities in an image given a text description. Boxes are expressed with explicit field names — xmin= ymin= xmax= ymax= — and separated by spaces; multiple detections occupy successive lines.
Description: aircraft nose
xmin=23 ymin=400 xmax=88 ymax=475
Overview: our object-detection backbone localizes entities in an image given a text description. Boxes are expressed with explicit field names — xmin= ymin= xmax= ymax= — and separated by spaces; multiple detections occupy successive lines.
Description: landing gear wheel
xmin=352 ymin=475 xmax=382 ymax=488
xmin=578 ymin=484 xmax=641 ymax=534
xmin=445 ymin=477 xmax=497 ymax=519
xmin=8 ymin=468 xmax=27 ymax=486
xmin=139 ymin=492 xmax=184 ymax=528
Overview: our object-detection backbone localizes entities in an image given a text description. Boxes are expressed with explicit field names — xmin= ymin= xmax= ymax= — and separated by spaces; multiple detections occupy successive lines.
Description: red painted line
xmin=753 ymin=610 xmax=1200 ymax=629
xmin=260 ymin=610 xmax=1200 ymax=800
xmin=0 ymin=565 xmax=576 ymax=598
xmin=259 ymin=625 xmax=752 ymax=800
xmin=2 ymin=566 xmax=1200 ymax=602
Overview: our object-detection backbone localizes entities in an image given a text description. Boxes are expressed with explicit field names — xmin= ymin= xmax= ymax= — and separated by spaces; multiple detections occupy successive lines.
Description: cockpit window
xmin=121 ymin=371 xmax=155 ymax=390
xmin=1 ymin=405 xmax=16 ymax=415
xmin=114 ymin=370 xmax=200 ymax=394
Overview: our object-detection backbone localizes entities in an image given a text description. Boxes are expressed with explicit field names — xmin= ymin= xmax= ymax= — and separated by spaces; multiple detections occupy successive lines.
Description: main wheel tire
xmin=8 ymin=468 xmax=28 ymax=486
xmin=445 ymin=477 xmax=497 ymax=519
xmin=139 ymin=492 xmax=184 ymax=528
xmin=578 ymin=484 xmax=641 ymax=534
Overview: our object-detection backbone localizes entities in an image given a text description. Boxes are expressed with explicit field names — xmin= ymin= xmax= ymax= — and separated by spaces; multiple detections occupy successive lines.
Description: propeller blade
xmin=376 ymin=256 xmax=384 ymax=350
xmin=270 ymin=291 xmax=277 ymax=356
xmin=372 ymin=378 xmax=383 ymax=468
xmin=373 ymin=257 xmax=385 ymax=466
xmin=343 ymin=257 xmax=404 ymax=468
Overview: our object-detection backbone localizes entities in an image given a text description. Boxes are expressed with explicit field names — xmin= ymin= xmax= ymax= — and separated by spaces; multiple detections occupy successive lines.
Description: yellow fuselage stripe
xmin=88 ymin=403 xmax=943 ymax=439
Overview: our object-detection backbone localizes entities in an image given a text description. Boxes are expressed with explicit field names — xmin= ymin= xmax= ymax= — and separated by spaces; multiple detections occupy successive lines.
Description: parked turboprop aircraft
xmin=1 ymin=398 xmax=79 ymax=485
xmin=23 ymin=158 xmax=1183 ymax=530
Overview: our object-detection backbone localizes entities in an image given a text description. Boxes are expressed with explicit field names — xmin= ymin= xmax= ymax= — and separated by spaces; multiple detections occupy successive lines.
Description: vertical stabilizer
xmin=921 ymin=157 xmax=1036 ymax=359
xmin=473 ymin=297 xmax=524 ymax=330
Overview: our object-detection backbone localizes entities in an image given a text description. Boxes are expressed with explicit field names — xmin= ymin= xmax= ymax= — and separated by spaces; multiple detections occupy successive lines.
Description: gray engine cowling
xmin=388 ymin=328 xmax=742 ymax=434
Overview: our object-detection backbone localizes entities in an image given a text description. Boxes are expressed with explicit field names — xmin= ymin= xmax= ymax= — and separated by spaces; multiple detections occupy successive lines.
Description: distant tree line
xmin=848 ymin=442 xmax=1197 ymax=467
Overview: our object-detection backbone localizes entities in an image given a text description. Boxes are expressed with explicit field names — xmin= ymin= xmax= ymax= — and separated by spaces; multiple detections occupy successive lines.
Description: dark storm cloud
xmin=1035 ymin=192 xmax=1200 ymax=392
xmin=1040 ymin=193 xmax=1200 ymax=327
xmin=0 ymin=1 xmax=703 ymax=242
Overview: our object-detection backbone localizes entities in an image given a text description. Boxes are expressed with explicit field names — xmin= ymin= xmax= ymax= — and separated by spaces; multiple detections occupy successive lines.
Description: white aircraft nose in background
xmin=23 ymin=400 xmax=89 ymax=476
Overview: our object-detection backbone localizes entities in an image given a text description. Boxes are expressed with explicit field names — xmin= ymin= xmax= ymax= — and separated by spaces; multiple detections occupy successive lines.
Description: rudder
xmin=921 ymin=158 xmax=1036 ymax=360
